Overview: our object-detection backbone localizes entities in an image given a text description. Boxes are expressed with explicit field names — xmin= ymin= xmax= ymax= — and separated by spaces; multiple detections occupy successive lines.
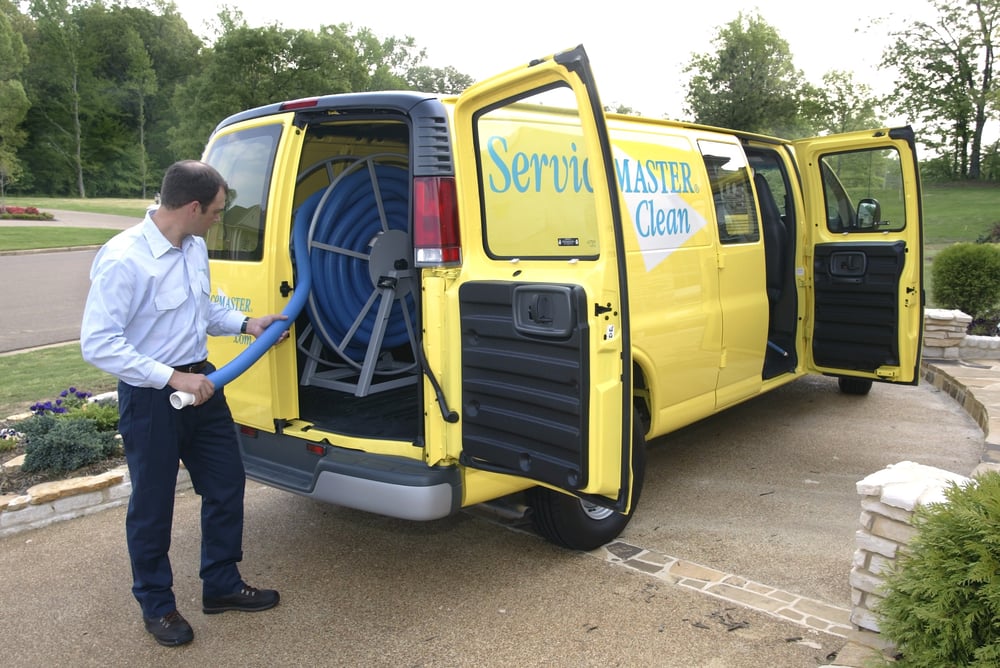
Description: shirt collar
xmin=142 ymin=213 xmax=195 ymax=258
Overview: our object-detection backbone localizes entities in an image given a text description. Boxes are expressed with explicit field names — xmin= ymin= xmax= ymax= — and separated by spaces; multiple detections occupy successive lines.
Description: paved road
xmin=0 ymin=210 xmax=137 ymax=353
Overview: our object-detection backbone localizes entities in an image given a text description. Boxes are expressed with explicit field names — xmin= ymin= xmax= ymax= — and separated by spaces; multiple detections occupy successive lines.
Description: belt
xmin=173 ymin=360 xmax=208 ymax=374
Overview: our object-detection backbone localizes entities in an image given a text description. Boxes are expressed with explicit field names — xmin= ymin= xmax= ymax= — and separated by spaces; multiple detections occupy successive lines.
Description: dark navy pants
xmin=117 ymin=370 xmax=246 ymax=619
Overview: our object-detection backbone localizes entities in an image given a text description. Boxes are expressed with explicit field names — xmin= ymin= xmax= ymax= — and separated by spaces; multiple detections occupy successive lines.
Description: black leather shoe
xmin=143 ymin=610 xmax=194 ymax=646
xmin=202 ymin=584 xmax=280 ymax=614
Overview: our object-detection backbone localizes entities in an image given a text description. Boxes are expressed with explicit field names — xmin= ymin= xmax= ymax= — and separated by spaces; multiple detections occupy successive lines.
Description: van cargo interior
xmin=291 ymin=118 xmax=421 ymax=439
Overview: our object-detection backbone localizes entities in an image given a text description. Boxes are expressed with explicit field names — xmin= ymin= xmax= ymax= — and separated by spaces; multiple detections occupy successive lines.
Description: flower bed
xmin=0 ymin=206 xmax=55 ymax=221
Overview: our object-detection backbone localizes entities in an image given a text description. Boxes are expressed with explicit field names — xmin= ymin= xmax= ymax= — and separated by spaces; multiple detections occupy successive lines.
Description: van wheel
xmin=838 ymin=376 xmax=873 ymax=395
xmin=528 ymin=414 xmax=646 ymax=551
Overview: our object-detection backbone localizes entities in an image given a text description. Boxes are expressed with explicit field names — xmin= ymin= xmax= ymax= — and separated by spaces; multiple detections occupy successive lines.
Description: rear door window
xmin=204 ymin=124 xmax=282 ymax=261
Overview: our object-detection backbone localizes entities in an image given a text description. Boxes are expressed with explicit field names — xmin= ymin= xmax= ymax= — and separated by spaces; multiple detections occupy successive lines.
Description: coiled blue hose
xmin=305 ymin=164 xmax=413 ymax=361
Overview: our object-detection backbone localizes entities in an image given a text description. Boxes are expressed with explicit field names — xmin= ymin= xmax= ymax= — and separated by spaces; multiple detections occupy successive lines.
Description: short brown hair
xmin=159 ymin=160 xmax=228 ymax=212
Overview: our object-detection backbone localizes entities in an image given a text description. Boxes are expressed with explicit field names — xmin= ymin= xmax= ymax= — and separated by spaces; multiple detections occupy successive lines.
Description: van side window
xmin=204 ymin=124 xmax=282 ymax=261
xmin=820 ymin=148 xmax=906 ymax=233
xmin=474 ymin=87 xmax=600 ymax=260
xmin=698 ymin=140 xmax=758 ymax=244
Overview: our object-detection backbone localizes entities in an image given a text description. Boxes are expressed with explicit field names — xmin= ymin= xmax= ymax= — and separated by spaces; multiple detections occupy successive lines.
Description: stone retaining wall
xmin=924 ymin=308 xmax=1000 ymax=360
xmin=0 ymin=465 xmax=191 ymax=538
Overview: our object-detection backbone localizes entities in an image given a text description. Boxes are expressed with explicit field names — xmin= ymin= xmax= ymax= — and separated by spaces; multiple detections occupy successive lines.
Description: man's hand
xmin=245 ymin=314 xmax=290 ymax=342
xmin=168 ymin=371 xmax=216 ymax=406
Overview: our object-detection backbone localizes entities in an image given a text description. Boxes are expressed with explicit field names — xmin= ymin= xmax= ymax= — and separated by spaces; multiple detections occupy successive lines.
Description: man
xmin=81 ymin=160 xmax=287 ymax=647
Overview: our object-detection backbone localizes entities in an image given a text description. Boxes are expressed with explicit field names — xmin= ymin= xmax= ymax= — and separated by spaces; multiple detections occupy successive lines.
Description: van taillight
xmin=279 ymin=97 xmax=319 ymax=111
xmin=413 ymin=176 xmax=461 ymax=267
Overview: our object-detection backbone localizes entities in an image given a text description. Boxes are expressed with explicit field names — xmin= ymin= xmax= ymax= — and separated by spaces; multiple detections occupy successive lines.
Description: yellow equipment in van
xmin=200 ymin=45 xmax=923 ymax=550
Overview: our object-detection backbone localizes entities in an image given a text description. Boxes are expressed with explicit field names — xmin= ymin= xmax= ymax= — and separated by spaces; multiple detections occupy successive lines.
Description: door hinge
xmin=595 ymin=303 xmax=613 ymax=316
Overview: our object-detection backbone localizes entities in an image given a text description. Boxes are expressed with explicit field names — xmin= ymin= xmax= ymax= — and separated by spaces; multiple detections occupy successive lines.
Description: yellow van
xmin=199 ymin=45 xmax=923 ymax=550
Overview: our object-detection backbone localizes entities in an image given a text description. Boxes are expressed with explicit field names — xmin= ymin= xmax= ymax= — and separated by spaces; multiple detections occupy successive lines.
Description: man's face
xmin=191 ymin=187 xmax=226 ymax=237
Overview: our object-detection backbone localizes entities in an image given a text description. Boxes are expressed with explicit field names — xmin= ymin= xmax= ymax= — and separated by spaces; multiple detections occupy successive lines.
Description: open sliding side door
xmin=794 ymin=127 xmax=923 ymax=384
xmin=450 ymin=45 xmax=635 ymax=511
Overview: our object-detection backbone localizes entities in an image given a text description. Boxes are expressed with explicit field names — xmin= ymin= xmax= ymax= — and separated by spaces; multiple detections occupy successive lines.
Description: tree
xmin=167 ymin=13 xmax=443 ymax=158
xmin=23 ymin=0 xmax=90 ymax=196
xmin=882 ymin=0 xmax=999 ymax=179
xmin=406 ymin=65 xmax=473 ymax=94
xmin=0 ymin=2 xmax=30 ymax=202
xmin=801 ymin=70 xmax=881 ymax=135
xmin=683 ymin=12 xmax=813 ymax=137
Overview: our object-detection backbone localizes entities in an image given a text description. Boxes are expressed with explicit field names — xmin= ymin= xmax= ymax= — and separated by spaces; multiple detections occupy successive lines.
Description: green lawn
xmin=0 ymin=344 xmax=117 ymax=419
xmin=0 ymin=227 xmax=119 ymax=251
xmin=2 ymin=196 xmax=150 ymax=219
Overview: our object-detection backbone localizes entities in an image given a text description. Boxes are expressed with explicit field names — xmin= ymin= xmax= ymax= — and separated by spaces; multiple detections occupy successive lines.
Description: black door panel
xmin=459 ymin=281 xmax=590 ymax=490
xmin=813 ymin=241 xmax=906 ymax=371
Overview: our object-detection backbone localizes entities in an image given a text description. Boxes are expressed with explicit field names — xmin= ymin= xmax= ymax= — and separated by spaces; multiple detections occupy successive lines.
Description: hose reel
xmin=294 ymin=154 xmax=419 ymax=397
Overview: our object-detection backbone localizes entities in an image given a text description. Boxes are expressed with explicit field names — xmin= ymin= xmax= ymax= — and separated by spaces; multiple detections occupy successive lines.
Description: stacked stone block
xmin=923 ymin=308 xmax=973 ymax=359
xmin=851 ymin=461 xmax=971 ymax=634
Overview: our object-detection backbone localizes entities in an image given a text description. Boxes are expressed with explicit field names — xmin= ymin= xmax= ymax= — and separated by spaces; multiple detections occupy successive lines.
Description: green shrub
xmin=877 ymin=471 xmax=1000 ymax=666
xmin=66 ymin=397 xmax=119 ymax=433
xmin=931 ymin=243 xmax=1000 ymax=332
xmin=17 ymin=414 xmax=119 ymax=473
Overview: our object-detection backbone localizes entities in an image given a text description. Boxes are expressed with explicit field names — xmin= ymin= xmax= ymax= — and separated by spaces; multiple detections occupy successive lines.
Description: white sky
xmin=171 ymin=0 xmax=932 ymax=122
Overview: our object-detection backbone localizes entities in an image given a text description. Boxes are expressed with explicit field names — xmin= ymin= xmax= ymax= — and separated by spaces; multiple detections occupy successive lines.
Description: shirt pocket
xmin=155 ymin=285 xmax=188 ymax=312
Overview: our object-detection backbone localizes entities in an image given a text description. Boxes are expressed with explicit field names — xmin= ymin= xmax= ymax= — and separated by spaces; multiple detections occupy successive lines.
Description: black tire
xmin=528 ymin=413 xmax=646 ymax=551
xmin=838 ymin=376 xmax=873 ymax=395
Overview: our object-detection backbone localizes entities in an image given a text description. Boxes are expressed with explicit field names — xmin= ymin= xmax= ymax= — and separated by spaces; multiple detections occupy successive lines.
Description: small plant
xmin=0 ymin=426 xmax=20 ymax=454
xmin=30 ymin=386 xmax=93 ymax=416
xmin=876 ymin=471 xmax=1000 ymax=666
xmin=28 ymin=386 xmax=119 ymax=433
xmin=13 ymin=386 xmax=120 ymax=473
xmin=931 ymin=243 xmax=1000 ymax=332
xmin=17 ymin=415 xmax=119 ymax=473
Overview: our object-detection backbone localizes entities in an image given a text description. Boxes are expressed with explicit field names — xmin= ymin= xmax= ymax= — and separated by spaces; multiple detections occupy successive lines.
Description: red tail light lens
xmin=413 ymin=176 xmax=461 ymax=266
xmin=279 ymin=97 xmax=319 ymax=111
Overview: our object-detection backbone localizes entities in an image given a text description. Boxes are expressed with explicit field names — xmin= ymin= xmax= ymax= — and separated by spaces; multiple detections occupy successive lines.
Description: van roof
xmin=212 ymin=91 xmax=443 ymax=135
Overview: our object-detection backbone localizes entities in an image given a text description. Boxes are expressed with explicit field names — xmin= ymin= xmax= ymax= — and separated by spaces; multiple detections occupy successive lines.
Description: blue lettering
xmin=487 ymin=137 xmax=512 ymax=193
xmin=635 ymin=200 xmax=691 ymax=237
xmin=484 ymin=135 xmax=696 ymax=196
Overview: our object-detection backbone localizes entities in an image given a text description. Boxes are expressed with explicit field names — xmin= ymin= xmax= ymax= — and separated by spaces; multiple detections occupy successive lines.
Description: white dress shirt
xmin=81 ymin=214 xmax=245 ymax=389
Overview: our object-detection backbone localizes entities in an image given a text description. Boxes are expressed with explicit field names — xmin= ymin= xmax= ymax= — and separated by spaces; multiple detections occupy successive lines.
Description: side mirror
xmin=857 ymin=198 xmax=881 ymax=228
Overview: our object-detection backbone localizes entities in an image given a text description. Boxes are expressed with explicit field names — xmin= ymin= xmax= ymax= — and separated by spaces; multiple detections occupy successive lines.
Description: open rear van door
xmin=449 ymin=45 xmax=637 ymax=530
xmin=794 ymin=127 xmax=923 ymax=387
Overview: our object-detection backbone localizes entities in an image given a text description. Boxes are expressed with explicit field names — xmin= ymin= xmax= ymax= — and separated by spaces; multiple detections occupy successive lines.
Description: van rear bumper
xmin=238 ymin=428 xmax=461 ymax=521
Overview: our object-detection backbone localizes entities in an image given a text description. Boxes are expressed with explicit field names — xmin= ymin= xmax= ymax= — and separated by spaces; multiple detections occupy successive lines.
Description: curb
xmin=920 ymin=359 xmax=1000 ymax=467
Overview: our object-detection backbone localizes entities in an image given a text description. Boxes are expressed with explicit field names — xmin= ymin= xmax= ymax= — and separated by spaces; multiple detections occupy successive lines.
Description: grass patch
xmin=0 ymin=227 xmax=119 ymax=251
xmin=2 ymin=196 xmax=150 ymax=219
xmin=0 ymin=344 xmax=117 ymax=419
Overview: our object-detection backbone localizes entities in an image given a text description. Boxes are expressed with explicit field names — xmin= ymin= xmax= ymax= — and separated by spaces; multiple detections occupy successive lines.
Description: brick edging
xmin=0 ymin=465 xmax=191 ymax=538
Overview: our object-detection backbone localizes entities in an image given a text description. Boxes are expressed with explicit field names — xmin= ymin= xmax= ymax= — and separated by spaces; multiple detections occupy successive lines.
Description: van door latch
xmin=280 ymin=280 xmax=293 ymax=297
xmin=594 ymin=303 xmax=612 ymax=316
